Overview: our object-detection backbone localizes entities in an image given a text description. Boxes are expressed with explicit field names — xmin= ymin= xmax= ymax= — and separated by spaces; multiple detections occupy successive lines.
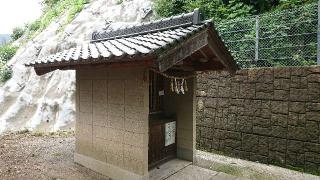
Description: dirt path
xmin=0 ymin=131 xmax=109 ymax=180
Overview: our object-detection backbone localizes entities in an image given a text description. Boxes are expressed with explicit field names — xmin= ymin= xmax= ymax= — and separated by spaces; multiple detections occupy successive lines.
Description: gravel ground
xmin=1 ymin=132 xmax=319 ymax=180
xmin=0 ymin=131 xmax=109 ymax=180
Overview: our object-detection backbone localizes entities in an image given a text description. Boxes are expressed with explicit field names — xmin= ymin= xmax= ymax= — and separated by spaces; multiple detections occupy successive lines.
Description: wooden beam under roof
xmin=34 ymin=59 xmax=155 ymax=75
xmin=157 ymin=30 xmax=208 ymax=72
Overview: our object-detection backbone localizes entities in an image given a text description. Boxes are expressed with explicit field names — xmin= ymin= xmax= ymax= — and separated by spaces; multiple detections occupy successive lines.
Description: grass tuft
xmin=211 ymin=164 xmax=243 ymax=176
xmin=17 ymin=128 xmax=30 ymax=134
xmin=20 ymin=0 xmax=90 ymax=43
xmin=52 ymin=152 xmax=63 ymax=157
xmin=32 ymin=131 xmax=46 ymax=137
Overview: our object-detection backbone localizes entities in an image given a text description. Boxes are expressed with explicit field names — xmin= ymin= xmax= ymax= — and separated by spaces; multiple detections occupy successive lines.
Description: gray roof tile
xmin=26 ymin=8 xmax=238 ymax=75
xmin=26 ymin=23 xmax=208 ymax=67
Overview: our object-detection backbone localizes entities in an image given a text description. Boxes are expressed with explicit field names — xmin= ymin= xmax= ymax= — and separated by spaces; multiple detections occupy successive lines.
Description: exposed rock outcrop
xmin=0 ymin=0 xmax=154 ymax=133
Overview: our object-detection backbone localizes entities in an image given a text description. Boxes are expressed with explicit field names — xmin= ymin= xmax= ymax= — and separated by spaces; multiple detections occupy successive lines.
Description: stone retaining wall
xmin=196 ymin=66 xmax=320 ymax=173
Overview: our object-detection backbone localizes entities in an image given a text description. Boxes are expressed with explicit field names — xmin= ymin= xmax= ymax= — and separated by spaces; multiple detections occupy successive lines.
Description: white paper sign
xmin=165 ymin=121 xmax=176 ymax=146
xmin=158 ymin=90 xmax=164 ymax=96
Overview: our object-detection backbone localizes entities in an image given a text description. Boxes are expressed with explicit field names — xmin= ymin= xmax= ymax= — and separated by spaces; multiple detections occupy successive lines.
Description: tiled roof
xmin=91 ymin=9 xmax=200 ymax=41
xmin=26 ymin=9 xmax=238 ymax=75
xmin=26 ymin=23 xmax=209 ymax=67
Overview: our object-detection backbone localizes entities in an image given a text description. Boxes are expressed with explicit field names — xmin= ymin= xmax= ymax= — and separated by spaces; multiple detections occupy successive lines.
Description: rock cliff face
xmin=0 ymin=0 xmax=154 ymax=133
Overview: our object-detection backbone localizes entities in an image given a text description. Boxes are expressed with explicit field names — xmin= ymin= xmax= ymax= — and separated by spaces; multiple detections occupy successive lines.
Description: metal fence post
xmin=255 ymin=15 xmax=259 ymax=62
xmin=317 ymin=0 xmax=320 ymax=64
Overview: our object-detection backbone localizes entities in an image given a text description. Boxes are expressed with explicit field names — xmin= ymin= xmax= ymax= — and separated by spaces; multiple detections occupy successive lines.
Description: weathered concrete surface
xmin=196 ymin=147 xmax=320 ymax=180
xmin=196 ymin=66 xmax=320 ymax=174
xmin=149 ymin=158 xmax=240 ymax=180
xmin=149 ymin=159 xmax=192 ymax=180
xmin=75 ymin=67 xmax=149 ymax=179
xmin=166 ymin=165 xmax=240 ymax=180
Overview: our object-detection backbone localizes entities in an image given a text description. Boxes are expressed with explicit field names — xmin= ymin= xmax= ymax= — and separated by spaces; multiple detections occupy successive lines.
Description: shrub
xmin=116 ymin=0 xmax=124 ymax=5
xmin=0 ymin=44 xmax=18 ymax=62
xmin=43 ymin=0 xmax=62 ymax=8
xmin=28 ymin=20 xmax=41 ymax=32
xmin=154 ymin=0 xmax=187 ymax=18
xmin=154 ymin=0 xmax=253 ymax=21
xmin=11 ymin=27 xmax=25 ymax=41
xmin=184 ymin=0 xmax=253 ymax=21
xmin=23 ymin=0 xmax=90 ymax=41
xmin=17 ymin=128 xmax=30 ymax=134
xmin=0 ymin=65 xmax=13 ymax=82
xmin=32 ymin=131 xmax=45 ymax=137
xmin=67 ymin=0 xmax=90 ymax=23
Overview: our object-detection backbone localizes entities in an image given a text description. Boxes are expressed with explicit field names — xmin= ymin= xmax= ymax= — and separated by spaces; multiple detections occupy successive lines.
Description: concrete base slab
xmin=209 ymin=173 xmax=238 ymax=180
xmin=149 ymin=159 xmax=191 ymax=180
xmin=74 ymin=153 xmax=148 ymax=180
xmin=166 ymin=165 xmax=218 ymax=180
xmin=149 ymin=158 xmax=240 ymax=180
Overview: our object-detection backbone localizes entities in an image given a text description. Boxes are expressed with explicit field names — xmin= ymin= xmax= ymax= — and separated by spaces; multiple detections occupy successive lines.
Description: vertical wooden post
xmin=317 ymin=0 xmax=320 ymax=64
xmin=255 ymin=15 xmax=260 ymax=62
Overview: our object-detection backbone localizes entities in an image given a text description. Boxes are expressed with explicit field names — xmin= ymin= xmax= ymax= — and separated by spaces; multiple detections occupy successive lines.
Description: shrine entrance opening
xmin=148 ymin=70 xmax=195 ymax=169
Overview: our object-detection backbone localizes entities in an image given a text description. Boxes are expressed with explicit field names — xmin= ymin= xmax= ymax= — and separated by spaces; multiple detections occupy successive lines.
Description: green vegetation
xmin=43 ymin=0 xmax=61 ymax=8
xmin=0 ymin=44 xmax=17 ymax=82
xmin=32 ymin=131 xmax=46 ymax=137
xmin=154 ymin=0 xmax=187 ymax=18
xmin=0 ymin=65 xmax=13 ymax=82
xmin=0 ymin=0 xmax=90 ymax=83
xmin=17 ymin=128 xmax=30 ymax=134
xmin=39 ymin=0 xmax=89 ymax=32
xmin=154 ymin=0 xmax=317 ymax=20
xmin=154 ymin=0 xmax=317 ymax=67
xmin=210 ymin=163 xmax=274 ymax=180
xmin=154 ymin=0 xmax=253 ymax=21
xmin=28 ymin=20 xmax=42 ymax=32
xmin=212 ymin=164 xmax=243 ymax=176
xmin=0 ymin=44 xmax=18 ymax=63
xmin=11 ymin=27 xmax=25 ymax=41
xmin=116 ymin=0 xmax=124 ymax=5
xmin=52 ymin=152 xmax=63 ymax=157
xmin=217 ymin=2 xmax=317 ymax=67
xmin=11 ymin=0 xmax=90 ymax=43
xmin=67 ymin=0 xmax=89 ymax=22
xmin=184 ymin=0 xmax=253 ymax=21
xmin=17 ymin=129 xmax=74 ymax=137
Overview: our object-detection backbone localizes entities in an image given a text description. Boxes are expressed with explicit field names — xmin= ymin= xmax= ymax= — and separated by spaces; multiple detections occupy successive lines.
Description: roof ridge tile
xmin=91 ymin=9 xmax=201 ymax=42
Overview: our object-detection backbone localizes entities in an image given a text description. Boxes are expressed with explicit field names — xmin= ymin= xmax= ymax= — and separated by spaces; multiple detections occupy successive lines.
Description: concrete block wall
xmin=196 ymin=66 xmax=320 ymax=173
xmin=75 ymin=67 xmax=149 ymax=179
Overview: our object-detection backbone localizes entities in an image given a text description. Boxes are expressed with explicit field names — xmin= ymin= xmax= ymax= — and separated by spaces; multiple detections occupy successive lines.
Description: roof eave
xmin=31 ymin=54 xmax=157 ymax=75
xmin=206 ymin=23 xmax=239 ymax=74
xmin=156 ymin=22 xmax=238 ymax=74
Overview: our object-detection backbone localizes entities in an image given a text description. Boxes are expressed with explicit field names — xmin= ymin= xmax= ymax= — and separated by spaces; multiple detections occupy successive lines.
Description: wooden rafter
xmin=157 ymin=25 xmax=238 ymax=73
xmin=206 ymin=28 xmax=238 ymax=74
xmin=157 ymin=30 xmax=208 ymax=72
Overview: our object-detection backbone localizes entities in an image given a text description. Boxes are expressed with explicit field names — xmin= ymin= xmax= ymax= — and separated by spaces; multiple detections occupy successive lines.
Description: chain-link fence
xmin=216 ymin=2 xmax=318 ymax=68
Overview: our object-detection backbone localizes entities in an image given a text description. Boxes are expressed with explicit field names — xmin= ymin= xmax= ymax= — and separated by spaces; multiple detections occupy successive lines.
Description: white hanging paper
xmin=165 ymin=121 xmax=176 ymax=146
xmin=174 ymin=78 xmax=180 ymax=94
xmin=170 ymin=79 xmax=174 ymax=92
xmin=180 ymin=79 xmax=185 ymax=94
xmin=158 ymin=90 xmax=164 ymax=96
